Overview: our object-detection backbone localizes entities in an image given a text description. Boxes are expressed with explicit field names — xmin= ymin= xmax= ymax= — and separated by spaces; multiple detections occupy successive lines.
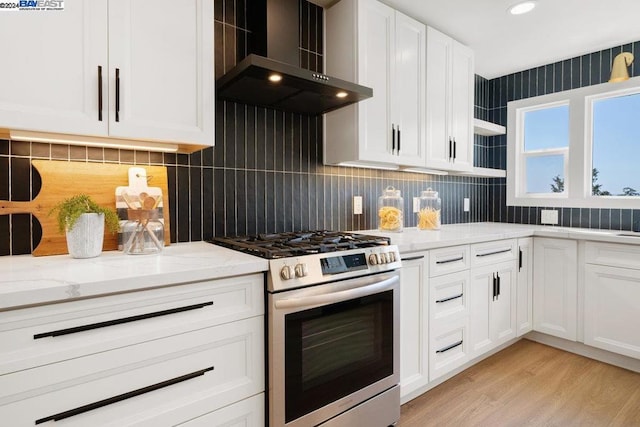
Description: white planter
xmin=65 ymin=213 xmax=105 ymax=259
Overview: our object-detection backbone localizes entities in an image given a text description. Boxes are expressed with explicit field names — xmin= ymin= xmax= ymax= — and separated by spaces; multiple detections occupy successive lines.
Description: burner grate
xmin=210 ymin=230 xmax=389 ymax=259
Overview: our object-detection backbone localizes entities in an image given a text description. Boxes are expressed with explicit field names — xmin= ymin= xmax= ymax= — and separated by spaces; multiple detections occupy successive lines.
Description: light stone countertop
xmin=2 ymin=223 xmax=640 ymax=311
xmin=360 ymin=222 xmax=640 ymax=253
xmin=0 ymin=241 xmax=268 ymax=311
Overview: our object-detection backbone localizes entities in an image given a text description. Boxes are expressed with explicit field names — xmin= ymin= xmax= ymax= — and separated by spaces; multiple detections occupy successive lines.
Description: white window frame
xmin=507 ymin=75 xmax=640 ymax=209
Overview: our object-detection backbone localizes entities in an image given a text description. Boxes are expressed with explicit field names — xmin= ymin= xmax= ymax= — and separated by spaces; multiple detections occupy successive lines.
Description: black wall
xmin=0 ymin=0 xmax=490 ymax=256
xmin=480 ymin=41 xmax=640 ymax=231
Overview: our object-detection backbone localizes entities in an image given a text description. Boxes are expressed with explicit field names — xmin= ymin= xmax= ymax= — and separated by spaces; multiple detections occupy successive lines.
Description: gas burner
xmin=210 ymin=231 xmax=390 ymax=259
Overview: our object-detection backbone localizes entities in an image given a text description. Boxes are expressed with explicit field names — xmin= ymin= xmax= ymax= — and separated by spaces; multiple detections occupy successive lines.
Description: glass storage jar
xmin=378 ymin=186 xmax=404 ymax=232
xmin=417 ymin=188 xmax=441 ymax=230
xmin=122 ymin=209 xmax=164 ymax=254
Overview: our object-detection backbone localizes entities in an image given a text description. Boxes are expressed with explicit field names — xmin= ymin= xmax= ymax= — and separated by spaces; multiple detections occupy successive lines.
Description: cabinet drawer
xmin=429 ymin=317 xmax=469 ymax=380
xmin=178 ymin=393 xmax=264 ymax=426
xmin=0 ymin=274 xmax=263 ymax=375
xmin=0 ymin=316 xmax=264 ymax=427
xmin=470 ymin=239 xmax=517 ymax=267
xmin=430 ymin=271 xmax=469 ymax=323
xmin=429 ymin=245 xmax=469 ymax=277
xmin=585 ymin=242 xmax=640 ymax=270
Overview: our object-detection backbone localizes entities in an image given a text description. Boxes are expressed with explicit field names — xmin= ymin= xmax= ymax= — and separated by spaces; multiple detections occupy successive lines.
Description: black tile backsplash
xmin=484 ymin=40 xmax=640 ymax=231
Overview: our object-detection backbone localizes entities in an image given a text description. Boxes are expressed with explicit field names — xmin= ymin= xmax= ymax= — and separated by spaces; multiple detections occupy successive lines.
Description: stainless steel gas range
xmin=213 ymin=231 xmax=401 ymax=427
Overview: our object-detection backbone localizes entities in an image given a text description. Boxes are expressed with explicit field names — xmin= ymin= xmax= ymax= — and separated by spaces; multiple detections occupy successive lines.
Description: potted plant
xmin=50 ymin=194 xmax=120 ymax=259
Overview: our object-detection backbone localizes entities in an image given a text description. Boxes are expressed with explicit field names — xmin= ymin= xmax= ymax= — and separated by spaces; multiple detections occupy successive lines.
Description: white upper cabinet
xmin=0 ymin=2 xmax=108 ymax=136
xmin=425 ymin=27 xmax=474 ymax=172
xmin=324 ymin=0 xmax=426 ymax=168
xmin=0 ymin=0 xmax=214 ymax=149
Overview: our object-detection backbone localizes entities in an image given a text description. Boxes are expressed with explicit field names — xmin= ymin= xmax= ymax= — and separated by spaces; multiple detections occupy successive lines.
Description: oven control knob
xmin=280 ymin=265 xmax=295 ymax=280
xmin=377 ymin=253 xmax=386 ymax=264
xmin=295 ymin=263 xmax=308 ymax=278
xmin=388 ymin=252 xmax=396 ymax=263
xmin=369 ymin=254 xmax=378 ymax=265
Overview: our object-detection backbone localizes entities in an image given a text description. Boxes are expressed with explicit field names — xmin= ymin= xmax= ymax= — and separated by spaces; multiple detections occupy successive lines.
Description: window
xmin=590 ymin=92 xmax=640 ymax=197
xmin=507 ymin=75 xmax=640 ymax=209
xmin=522 ymin=104 xmax=569 ymax=195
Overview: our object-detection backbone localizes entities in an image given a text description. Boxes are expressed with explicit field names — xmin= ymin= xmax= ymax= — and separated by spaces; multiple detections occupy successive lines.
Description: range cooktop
xmin=210 ymin=230 xmax=390 ymax=259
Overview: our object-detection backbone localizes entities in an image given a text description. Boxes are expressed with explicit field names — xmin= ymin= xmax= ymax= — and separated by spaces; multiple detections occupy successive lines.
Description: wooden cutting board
xmin=0 ymin=160 xmax=171 ymax=256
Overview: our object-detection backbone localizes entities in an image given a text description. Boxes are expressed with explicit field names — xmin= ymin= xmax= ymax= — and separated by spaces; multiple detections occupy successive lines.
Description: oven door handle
xmin=274 ymin=275 xmax=399 ymax=309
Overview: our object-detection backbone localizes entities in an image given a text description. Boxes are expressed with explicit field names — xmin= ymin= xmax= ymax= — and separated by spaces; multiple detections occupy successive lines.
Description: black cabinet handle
xmin=436 ymin=256 xmax=464 ymax=265
xmin=448 ymin=138 xmax=452 ymax=160
xmin=401 ymin=255 xmax=425 ymax=262
xmin=436 ymin=340 xmax=463 ymax=354
xmin=497 ymin=274 xmax=501 ymax=297
xmin=492 ymin=273 xmax=496 ymax=301
xmin=392 ymin=124 xmax=396 ymax=153
xmin=436 ymin=293 xmax=463 ymax=304
xmin=34 ymin=301 xmax=214 ymax=339
xmin=519 ymin=248 xmax=523 ymax=271
xmin=98 ymin=66 xmax=103 ymax=121
xmin=397 ymin=126 xmax=401 ymax=154
xmin=453 ymin=138 xmax=457 ymax=160
xmin=115 ymin=68 xmax=120 ymax=122
xmin=35 ymin=366 xmax=214 ymax=424
xmin=476 ymin=248 xmax=512 ymax=257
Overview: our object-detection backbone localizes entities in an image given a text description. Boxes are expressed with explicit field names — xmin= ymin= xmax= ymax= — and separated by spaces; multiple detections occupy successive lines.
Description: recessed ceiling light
xmin=336 ymin=91 xmax=348 ymax=98
xmin=508 ymin=1 xmax=537 ymax=15
xmin=268 ymin=74 xmax=282 ymax=82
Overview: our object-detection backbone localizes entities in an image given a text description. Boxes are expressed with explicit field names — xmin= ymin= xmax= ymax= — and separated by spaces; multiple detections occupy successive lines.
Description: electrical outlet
xmin=540 ymin=209 xmax=559 ymax=225
xmin=413 ymin=197 xmax=420 ymax=213
xmin=353 ymin=196 xmax=363 ymax=215
xmin=463 ymin=198 xmax=470 ymax=212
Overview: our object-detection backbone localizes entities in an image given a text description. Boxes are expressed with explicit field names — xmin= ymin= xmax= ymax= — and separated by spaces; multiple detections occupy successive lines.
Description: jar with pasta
xmin=417 ymin=188 xmax=441 ymax=230
xmin=378 ymin=186 xmax=404 ymax=232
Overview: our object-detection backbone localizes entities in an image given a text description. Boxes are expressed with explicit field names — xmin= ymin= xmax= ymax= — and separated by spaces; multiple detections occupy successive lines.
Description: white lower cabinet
xmin=584 ymin=242 xmax=640 ymax=360
xmin=429 ymin=316 xmax=469 ymax=381
xmin=0 ymin=274 xmax=265 ymax=427
xmin=533 ymin=238 xmax=578 ymax=341
xmin=469 ymin=261 xmax=517 ymax=358
xmin=516 ymin=238 xmax=533 ymax=336
xmin=399 ymin=252 xmax=429 ymax=401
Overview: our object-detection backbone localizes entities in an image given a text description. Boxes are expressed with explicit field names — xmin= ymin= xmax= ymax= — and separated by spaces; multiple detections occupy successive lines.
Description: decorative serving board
xmin=0 ymin=160 xmax=171 ymax=256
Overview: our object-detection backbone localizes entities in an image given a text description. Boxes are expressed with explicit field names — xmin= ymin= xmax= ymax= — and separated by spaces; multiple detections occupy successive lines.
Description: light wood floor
xmin=399 ymin=340 xmax=640 ymax=427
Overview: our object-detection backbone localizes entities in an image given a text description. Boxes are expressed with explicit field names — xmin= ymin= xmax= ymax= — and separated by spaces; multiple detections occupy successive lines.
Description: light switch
xmin=413 ymin=197 xmax=420 ymax=213
xmin=464 ymin=198 xmax=470 ymax=212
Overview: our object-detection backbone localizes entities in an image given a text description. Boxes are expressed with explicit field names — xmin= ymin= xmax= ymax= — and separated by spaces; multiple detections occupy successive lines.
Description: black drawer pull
xmin=436 ymin=340 xmax=463 ymax=354
xmin=436 ymin=256 xmax=464 ymax=265
xmin=34 ymin=301 xmax=213 ymax=339
xmin=401 ymin=255 xmax=425 ymax=262
xmin=436 ymin=293 xmax=463 ymax=304
xmin=35 ymin=366 xmax=214 ymax=424
xmin=476 ymin=248 xmax=512 ymax=257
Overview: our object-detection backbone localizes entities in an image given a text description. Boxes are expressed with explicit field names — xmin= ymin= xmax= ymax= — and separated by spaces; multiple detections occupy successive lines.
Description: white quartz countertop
xmin=0 ymin=242 xmax=268 ymax=311
xmin=361 ymin=222 xmax=640 ymax=253
xmin=3 ymin=223 xmax=640 ymax=311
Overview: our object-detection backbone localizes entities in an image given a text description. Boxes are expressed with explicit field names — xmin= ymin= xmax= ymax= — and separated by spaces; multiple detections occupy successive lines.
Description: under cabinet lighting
xmin=338 ymin=162 xmax=400 ymax=171
xmin=508 ymin=1 xmax=537 ymax=15
xmin=336 ymin=91 xmax=348 ymax=98
xmin=9 ymin=130 xmax=180 ymax=153
xmin=268 ymin=74 xmax=283 ymax=82
xmin=401 ymin=167 xmax=449 ymax=176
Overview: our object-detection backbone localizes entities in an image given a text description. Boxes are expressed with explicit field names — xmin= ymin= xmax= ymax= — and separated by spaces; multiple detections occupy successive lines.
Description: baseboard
xmin=524 ymin=332 xmax=640 ymax=373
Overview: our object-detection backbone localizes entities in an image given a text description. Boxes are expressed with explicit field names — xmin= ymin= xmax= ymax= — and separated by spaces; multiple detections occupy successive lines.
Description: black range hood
xmin=216 ymin=0 xmax=372 ymax=115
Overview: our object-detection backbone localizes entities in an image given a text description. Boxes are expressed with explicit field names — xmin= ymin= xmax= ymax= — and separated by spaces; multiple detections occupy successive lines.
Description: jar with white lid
xmin=417 ymin=188 xmax=441 ymax=230
xmin=378 ymin=186 xmax=403 ymax=232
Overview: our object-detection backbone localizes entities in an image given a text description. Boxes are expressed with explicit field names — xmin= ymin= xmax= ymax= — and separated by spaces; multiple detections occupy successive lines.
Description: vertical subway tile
xmin=190 ymin=165 xmax=202 ymax=241
xmin=177 ymin=166 xmax=191 ymax=242
xmin=11 ymin=214 xmax=31 ymax=255
xmin=202 ymin=168 xmax=214 ymax=240
xmin=0 ymin=216 xmax=9 ymax=256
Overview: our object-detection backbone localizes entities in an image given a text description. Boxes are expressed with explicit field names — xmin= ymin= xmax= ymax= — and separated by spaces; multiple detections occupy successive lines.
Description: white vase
xmin=65 ymin=213 xmax=105 ymax=259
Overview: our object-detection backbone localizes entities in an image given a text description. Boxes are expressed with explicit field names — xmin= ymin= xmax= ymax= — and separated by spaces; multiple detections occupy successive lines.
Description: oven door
xmin=269 ymin=271 xmax=400 ymax=427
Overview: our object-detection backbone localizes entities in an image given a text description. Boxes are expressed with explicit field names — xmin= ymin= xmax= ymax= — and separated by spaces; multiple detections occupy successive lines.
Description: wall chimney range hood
xmin=216 ymin=0 xmax=372 ymax=115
